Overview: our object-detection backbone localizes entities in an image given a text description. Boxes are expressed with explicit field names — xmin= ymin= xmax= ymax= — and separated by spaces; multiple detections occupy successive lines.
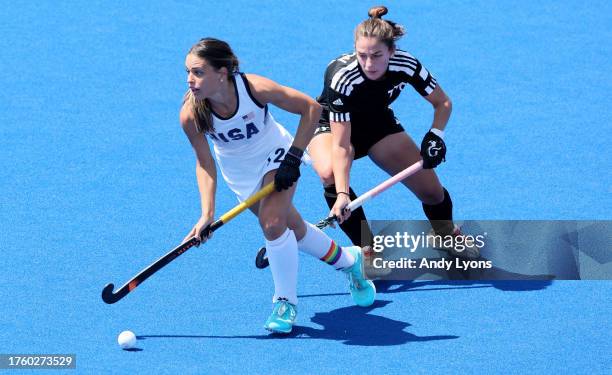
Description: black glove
xmin=274 ymin=146 xmax=302 ymax=191
xmin=420 ymin=130 xmax=446 ymax=169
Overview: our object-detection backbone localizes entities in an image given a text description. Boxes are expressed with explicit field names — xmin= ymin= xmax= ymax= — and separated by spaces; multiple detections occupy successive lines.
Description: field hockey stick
xmin=102 ymin=182 xmax=276 ymax=304
xmin=255 ymin=160 xmax=424 ymax=269
xmin=316 ymin=160 xmax=423 ymax=229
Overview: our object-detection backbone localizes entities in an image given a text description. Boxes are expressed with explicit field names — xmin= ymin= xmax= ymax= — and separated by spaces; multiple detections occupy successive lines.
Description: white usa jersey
xmin=207 ymin=73 xmax=294 ymax=201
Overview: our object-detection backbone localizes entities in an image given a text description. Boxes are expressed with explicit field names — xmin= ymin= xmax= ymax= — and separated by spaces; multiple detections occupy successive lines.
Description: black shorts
xmin=315 ymin=108 xmax=405 ymax=159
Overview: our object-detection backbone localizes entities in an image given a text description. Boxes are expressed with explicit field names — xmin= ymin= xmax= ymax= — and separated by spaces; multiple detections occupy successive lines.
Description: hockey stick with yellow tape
xmin=102 ymin=182 xmax=276 ymax=304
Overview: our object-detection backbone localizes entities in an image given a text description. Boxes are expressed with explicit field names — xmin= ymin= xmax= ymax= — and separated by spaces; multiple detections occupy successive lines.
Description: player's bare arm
xmin=246 ymin=74 xmax=322 ymax=151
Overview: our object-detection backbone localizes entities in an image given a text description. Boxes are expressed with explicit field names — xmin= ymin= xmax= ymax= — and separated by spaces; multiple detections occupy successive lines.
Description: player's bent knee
xmin=259 ymin=216 xmax=289 ymax=240
xmin=314 ymin=164 xmax=335 ymax=185
xmin=320 ymin=175 xmax=335 ymax=186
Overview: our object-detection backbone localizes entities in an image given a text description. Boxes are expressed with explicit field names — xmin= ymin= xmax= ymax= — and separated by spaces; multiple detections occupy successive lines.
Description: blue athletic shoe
xmin=264 ymin=299 xmax=297 ymax=334
xmin=342 ymin=246 xmax=376 ymax=307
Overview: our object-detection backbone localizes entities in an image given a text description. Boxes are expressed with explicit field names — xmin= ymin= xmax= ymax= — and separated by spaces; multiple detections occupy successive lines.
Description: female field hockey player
xmin=309 ymin=6 xmax=479 ymax=258
xmin=180 ymin=38 xmax=375 ymax=334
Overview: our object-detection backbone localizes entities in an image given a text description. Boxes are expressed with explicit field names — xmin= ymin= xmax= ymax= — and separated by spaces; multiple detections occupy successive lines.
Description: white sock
xmin=265 ymin=228 xmax=298 ymax=305
xmin=297 ymin=221 xmax=355 ymax=270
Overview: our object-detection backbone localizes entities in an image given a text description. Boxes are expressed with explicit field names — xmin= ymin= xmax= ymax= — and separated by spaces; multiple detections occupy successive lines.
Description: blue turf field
xmin=1 ymin=1 xmax=610 ymax=373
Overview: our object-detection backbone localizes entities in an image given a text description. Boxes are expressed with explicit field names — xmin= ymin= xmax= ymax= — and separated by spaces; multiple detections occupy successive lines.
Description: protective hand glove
xmin=274 ymin=146 xmax=303 ymax=191
xmin=420 ymin=130 xmax=446 ymax=169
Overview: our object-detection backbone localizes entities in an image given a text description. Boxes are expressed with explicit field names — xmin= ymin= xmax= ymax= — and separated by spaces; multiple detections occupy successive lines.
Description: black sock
xmin=422 ymin=187 xmax=455 ymax=235
xmin=323 ymin=185 xmax=373 ymax=246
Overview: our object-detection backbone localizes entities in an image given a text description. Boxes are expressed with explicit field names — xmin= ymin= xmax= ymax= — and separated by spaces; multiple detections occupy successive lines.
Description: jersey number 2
xmin=273 ymin=148 xmax=285 ymax=163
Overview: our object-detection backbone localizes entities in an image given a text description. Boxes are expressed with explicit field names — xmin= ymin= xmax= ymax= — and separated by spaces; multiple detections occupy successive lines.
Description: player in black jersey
xmin=308 ymin=5 xmax=479 ymax=259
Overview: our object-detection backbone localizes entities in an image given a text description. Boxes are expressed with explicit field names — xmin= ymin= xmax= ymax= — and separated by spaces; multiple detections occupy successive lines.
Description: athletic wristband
xmin=430 ymin=128 xmax=445 ymax=139
xmin=287 ymin=146 xmax=304 ymax=159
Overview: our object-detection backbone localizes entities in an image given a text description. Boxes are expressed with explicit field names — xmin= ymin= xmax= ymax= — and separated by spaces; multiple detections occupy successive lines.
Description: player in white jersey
xmin=206 ymin=71 xmax=296 ymax=202
xmin=180 ymin=38 xmax=376 ymax=334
